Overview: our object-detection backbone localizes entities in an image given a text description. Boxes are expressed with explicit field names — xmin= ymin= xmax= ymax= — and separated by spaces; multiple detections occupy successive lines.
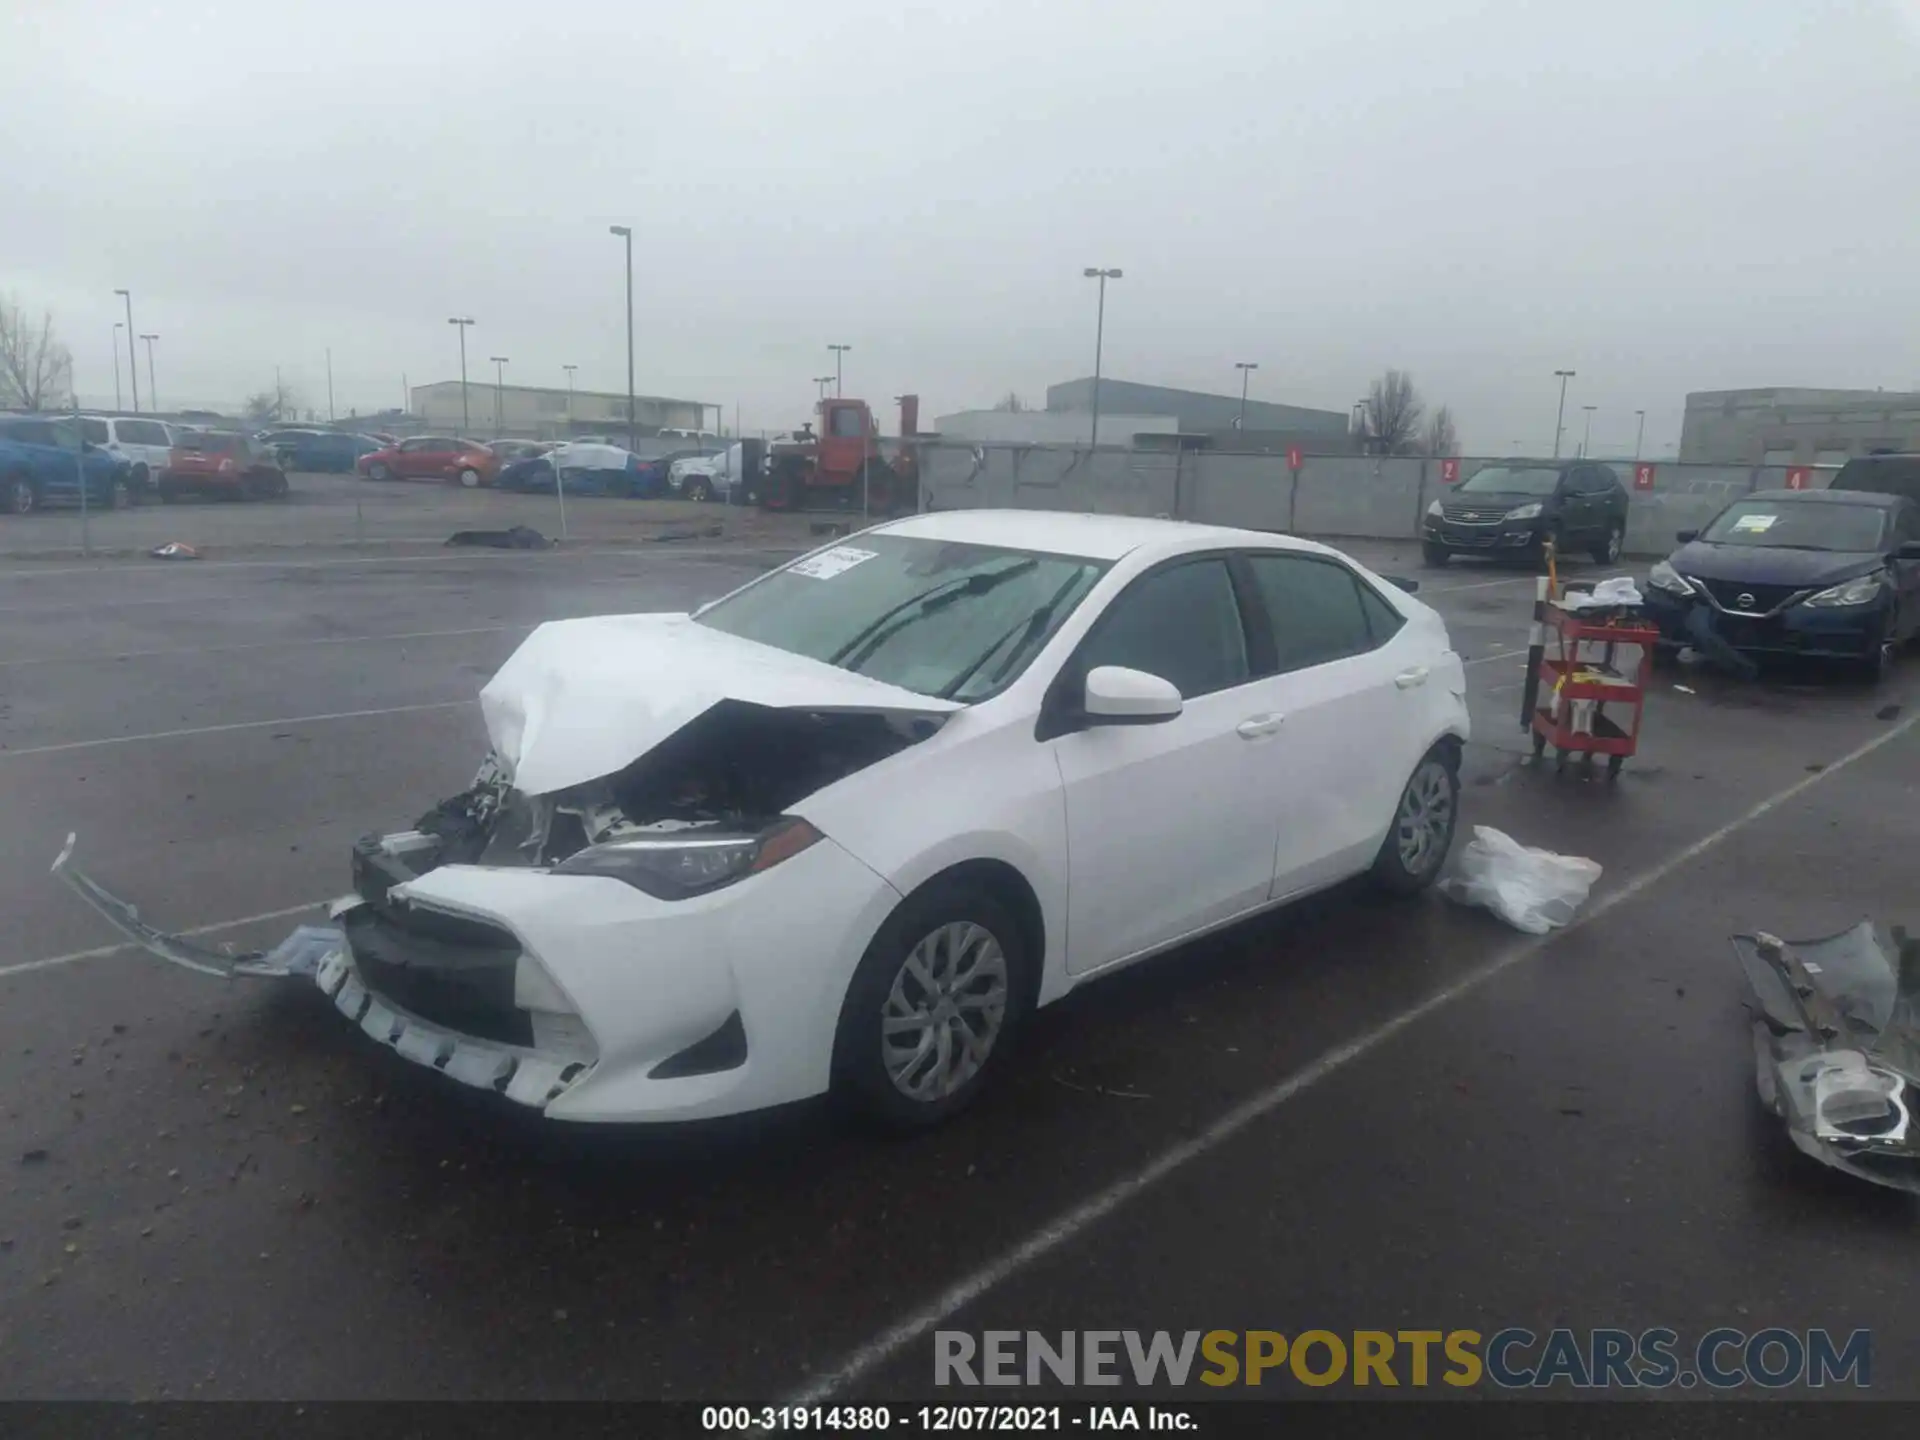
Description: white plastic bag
xmin=1560 ymin=576 xmax=1643 ymax=611
xmin=1439 ymin=826 xmax=1603 ymax=934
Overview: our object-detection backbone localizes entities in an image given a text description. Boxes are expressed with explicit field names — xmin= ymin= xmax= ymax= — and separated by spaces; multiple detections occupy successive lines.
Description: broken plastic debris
xmin=444 ymin=525 xmax=548 ymax=550
xmin=148 ymin=542 xmax=200 ymax=560
xmin=1735 ymin=922 xmax=1920 ymax=1192
xmin=1439 ymin=825 xmax=1602 ymax=935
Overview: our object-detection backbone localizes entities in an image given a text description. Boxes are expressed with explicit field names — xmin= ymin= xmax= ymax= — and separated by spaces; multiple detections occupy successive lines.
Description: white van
xmin=658 ymin=427 xmax=719 ymax=443
xmin=79 ymin=416 xmax=176 ymax=498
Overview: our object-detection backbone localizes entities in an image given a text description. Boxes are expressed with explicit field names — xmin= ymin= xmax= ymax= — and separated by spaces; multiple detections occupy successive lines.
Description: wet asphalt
xmin=1 ymin=526 xmax=1916 ymax=1403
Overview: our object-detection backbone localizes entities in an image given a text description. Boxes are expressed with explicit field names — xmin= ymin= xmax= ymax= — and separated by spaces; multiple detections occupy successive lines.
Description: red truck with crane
xmin=759 ymin=394 xmax=921 ymax=514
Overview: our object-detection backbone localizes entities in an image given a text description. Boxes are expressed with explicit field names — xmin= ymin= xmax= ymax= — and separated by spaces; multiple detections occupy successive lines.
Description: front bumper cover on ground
xmin=51 ymin=834 xmax=591 ymax=1110
xmin=1735 ymin=920 xmax=1920 ymax=1193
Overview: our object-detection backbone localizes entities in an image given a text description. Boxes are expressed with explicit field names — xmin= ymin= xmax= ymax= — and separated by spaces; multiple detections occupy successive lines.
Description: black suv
xmin=1831 ymin=454 xmax=1920 ymax=505
xmin=1422 ymin=461 xmax=1630 ymax=567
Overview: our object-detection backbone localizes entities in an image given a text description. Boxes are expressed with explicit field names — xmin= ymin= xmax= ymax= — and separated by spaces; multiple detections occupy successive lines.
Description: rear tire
xmin=832 ymin=881 xmax=1032 ymax=1134
xmin=1422 ymin=541 xmax=1450 ymax=568
xmin=1371 ymin=744 xmax=1461 ymax=895
xmin=5 ymin=472 xmax=39 ymax=514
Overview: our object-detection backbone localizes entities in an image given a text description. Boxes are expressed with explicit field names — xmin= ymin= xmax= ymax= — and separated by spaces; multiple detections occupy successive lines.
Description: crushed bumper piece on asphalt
xmin=1735 ymin=921 xmax=1920 ymax=1193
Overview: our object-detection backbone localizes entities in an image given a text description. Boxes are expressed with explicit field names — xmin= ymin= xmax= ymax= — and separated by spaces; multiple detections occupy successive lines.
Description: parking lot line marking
xmin=0 ymin=900 xmax=327 ymax=981
xmin=0 ymin=624 xmax=524 ymax=669
xmin=786 ymin=707 xmax=1920 ymax=1406
xmin=1422 ymin=574 xmax=1539 ymax=594
xmin=0 ymin=700 xmax=473 ymax=761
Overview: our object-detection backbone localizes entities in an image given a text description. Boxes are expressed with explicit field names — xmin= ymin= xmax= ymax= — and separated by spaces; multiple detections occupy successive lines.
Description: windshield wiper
xmin=937 ymin=570 xmax=1088 ymax=700
xmin=830 ymin=559 xmax=1040 ymax=674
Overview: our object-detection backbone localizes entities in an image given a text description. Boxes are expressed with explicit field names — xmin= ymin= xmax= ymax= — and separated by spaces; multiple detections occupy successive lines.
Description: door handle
xmin=1236 ymin=713 xmax=1285 ymax=738
xmin=1394 ymin=667 xmax=1430 ymax=689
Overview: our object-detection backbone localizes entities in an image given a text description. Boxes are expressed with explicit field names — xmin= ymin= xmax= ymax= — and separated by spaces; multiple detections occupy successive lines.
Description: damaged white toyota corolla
xmin=56 ymin=511 xmax=1469 ymax=1130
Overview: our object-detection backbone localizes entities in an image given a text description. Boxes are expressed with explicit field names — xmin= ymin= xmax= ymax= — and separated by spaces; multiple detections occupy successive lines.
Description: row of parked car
xmin=0 ymin=414 xmax=299 ymax=514
xmin=348 ymin=435 xmax=740 ymax=500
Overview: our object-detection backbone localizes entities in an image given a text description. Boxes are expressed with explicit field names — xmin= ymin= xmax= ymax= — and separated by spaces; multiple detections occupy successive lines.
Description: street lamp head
xmin=609 ymin=225 xmax=631 ymax=238
xmin=448 ymin=316 xmax=474 ymax=326
xmin=1084 ymin=267 xmax=1123 ymax=279
xmin=114 ymin=288 xmax=129 ymax=298
xmin=1236 ymin=361 xmax=1259 ymax=372
xmin=1554 ymin=368 xmax=1576 ymax=379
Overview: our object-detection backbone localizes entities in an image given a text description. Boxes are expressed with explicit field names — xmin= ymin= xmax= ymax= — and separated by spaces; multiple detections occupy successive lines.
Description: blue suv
xmin=0 ymin=415 xmax=130 ymax=514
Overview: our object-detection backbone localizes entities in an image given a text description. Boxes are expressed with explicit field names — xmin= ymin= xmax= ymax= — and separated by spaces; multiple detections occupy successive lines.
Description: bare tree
xmin=1422 ymin=404 xmax=1459 ymax=458
xmin=1359 ymin=369 xmax=1425 ymax=455
xmin=993 ymin=391 xmax=1029 ymax=413
xmin=243 ymin=381 xmax=300 ymax=425
xmin=0 ymin=296 xmax=74 ymax=411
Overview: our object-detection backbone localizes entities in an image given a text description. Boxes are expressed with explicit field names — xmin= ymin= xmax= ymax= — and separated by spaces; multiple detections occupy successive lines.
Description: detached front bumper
xmin=52 ymin=825 xmax=902 ymax=1124
xmin=1643 ymin=589 xmax=1889 ymax=660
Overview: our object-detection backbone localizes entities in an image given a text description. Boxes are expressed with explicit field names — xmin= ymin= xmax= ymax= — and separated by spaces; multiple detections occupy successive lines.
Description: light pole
xmin=324 ymin=346 xmax=334 ymax=422
xmin=609 ymin=225 xmax=635 ymax=450
xmin=562 ymin=364 xmax=577 ymax=433
xmin=1234 ymin=361 xmax=1259 ymax=433
xmin=1551 ymin=369 xmax=1575 ymax=458
xmin=813 ymin=375 xmax=834 ymax=407
xmin=1082 ymin=267 xmax=1122 ymax=446
xmin=114 ymin=289 xmax=139 ymax=411
xmin=1633 ymin=409 xmax=1646 ymax=461
xmin=447 ymin=317 xmax=475 ymax=432
xmin=489 ymin=357 xmax=509 ymax=437
xmin=139 ymin=334 xmax=158 ymax=412
xmin=111 ymin=323 xmax=124 ymax=409
xmin=827 ymin=344 xmax=851 ymax=397
xmin=1580 ymin=405 xmax=1597 ymax=458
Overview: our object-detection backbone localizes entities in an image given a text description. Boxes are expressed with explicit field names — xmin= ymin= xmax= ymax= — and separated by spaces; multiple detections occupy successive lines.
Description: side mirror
xmin=1084 ymin=666 xmax=1183 ymax=725
xmin=1897 ymin=541 xmax=1920 ymax=561
xmin=1675 ymin=529 xmax=1699 ymax=544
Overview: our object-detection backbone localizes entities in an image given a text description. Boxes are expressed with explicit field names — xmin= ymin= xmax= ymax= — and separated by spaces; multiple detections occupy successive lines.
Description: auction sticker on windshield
xmin=789 ymin=546 xmax=879 ymax=579
xmin=1731 ymin=513 xmax=1777 ymax=534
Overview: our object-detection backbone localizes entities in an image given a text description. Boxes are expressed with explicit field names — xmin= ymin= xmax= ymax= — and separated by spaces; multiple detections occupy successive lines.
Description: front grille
xmin=1441 ymin=503 xmax=1505 ymax=524
xmin=1696 ymin=579 xmax=1804 ymax=616
xmin=342 ymin=903 xmax=530 ymax=1046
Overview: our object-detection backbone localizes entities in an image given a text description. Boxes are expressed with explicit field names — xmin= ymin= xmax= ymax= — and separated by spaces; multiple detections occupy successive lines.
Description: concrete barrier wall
xmin=920 ymin=444 xmax=1840 ymax=556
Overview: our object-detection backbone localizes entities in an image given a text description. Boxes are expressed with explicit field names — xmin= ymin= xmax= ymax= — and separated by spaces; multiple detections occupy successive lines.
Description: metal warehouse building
xmin=1046 ymin=377 xmax=1350 ymax=440
xmin=410 ymin=381 xmax=711 ymax=442
xmin=1680 ymin=387 xmax=1920 ymax=465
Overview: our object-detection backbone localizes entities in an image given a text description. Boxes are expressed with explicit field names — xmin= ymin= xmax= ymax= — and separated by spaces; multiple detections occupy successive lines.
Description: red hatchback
xmin=356 ymin=436 xmax=500 ymax=487
xmin=160 ymin=431 xmax=289 ymax=502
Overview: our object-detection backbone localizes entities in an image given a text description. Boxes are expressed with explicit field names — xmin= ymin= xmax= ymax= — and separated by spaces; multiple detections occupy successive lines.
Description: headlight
xmin=1504 ymin=503 xmax=1543 ymax=521
xmin=552 ymin=816 xmax=822 ymax=900
xmin=1803 ymin=575 xmax=1886 ymax=608
xmin=1425 ymin=500 xmax=1443 ymax=518
xmin=1646 ymin=560 xmax=1695 ymax=596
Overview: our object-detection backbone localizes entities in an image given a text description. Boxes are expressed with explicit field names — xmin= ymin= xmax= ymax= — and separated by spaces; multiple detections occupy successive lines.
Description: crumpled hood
xmin=479 ymin=613 xmax=961 ymax=796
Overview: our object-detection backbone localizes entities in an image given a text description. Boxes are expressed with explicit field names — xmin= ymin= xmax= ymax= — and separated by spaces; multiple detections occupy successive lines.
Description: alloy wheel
xmin=1395 ymin=759 xmax=1455 ymax=877
xmin=458 ymin=468 xmax=481 ymax=488
xmin=881 ymin=921 xmax=1010 ymax=1103
xmin=1605 ymin=526 xmax=1623 ymax=563
xmin=8 ymin=477 xmax=34 ymax=514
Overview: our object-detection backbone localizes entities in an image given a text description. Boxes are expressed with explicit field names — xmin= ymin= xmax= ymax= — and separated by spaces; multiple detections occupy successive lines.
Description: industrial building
xmin=930 ymin=409 xmax=1180 ymax=446
xmin=1679 ymin=387 xmax=1920 ymax=465
xmin=1043 ymin=376 xmax=1352 ymax=452
xmin=410 ymin=380 xmax=711 ymax=442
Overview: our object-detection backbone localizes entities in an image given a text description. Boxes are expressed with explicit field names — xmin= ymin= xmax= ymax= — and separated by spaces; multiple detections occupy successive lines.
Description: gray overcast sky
xmin=5 ymin=0 xmax=1918 ymax=453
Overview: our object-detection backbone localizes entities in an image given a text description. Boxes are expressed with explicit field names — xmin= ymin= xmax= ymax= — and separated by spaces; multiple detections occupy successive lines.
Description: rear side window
xmin=1077 ymin=559 xmax=1250 ymax=699
xmin=120 ymin=420 xmax=167 ymax=445
xmin=80 ymin=418 xmax=109 ymax=443
xmin=1243 ymin=554 xmax=1380 ymax=673
xmin=1832 ymin=457 xmax=1920 ymax=502
xmin=1587 ymin=465 xmax=1621 ymax=494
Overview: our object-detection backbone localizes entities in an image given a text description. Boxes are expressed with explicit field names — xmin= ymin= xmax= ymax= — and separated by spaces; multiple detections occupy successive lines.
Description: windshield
xmin=1457 ymin=466 xmax=1561 ymax=496
xmin=695 ymin=534 xmax=1109 ymax=701
xmin=1698 ymin=500 xmax=1887 ymax=551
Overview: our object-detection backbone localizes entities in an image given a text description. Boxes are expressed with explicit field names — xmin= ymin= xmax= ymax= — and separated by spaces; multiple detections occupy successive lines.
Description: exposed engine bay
xmin=407 ymin=699 xmax=932 ymax=874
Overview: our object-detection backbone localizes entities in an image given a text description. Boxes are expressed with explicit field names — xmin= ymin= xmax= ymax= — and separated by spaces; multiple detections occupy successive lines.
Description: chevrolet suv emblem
xmin=1737 ymin=592 xmax=1756 ymax=609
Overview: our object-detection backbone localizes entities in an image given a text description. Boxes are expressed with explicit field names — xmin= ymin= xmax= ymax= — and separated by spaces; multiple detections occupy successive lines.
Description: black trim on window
xmin=1036 ymin=549 xmax=1261 ymax=742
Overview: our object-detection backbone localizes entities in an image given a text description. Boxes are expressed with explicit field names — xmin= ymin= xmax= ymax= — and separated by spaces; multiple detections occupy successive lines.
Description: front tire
xmin=832 ymin=882 xmax=1031 ymax=1133
xmin=1591 ymin=523 xmax=1625 ymax=566
xmin=1371 ymin=745 xmax=1461 ymax=895
xmin=1422 ymin=541 xmax=1451 ymax=568
xmin=456 ymin=467 xmax=481 ymax=489
xmin=687 ymin=476 xmax=713 ymax=502
xmin=366 ymin=462 xmax=392 ymax=482
xmin=1862 ymin=622 xmax=1899 ymax=684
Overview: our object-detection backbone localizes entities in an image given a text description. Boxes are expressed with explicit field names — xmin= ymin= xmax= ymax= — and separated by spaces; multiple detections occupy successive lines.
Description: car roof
xmin=1745 ymin=488 xmax=1901 ymax=507
xmin=872 ymin=508 xmax=1346 ymax=563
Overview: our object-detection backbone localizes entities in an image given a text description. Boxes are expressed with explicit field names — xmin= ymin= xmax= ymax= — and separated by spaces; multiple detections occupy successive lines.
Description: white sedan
xmin=57 ymin=511 xmax=1468 ymax=1131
